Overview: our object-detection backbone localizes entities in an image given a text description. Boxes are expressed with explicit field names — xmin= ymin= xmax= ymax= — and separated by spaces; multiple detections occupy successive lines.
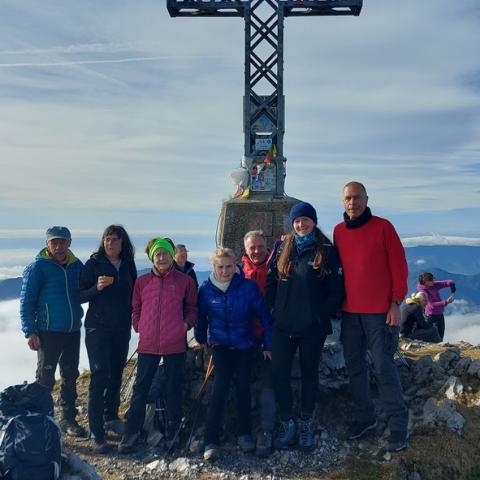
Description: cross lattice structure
xmin=167 ymin=1 xmax=362 ymax=197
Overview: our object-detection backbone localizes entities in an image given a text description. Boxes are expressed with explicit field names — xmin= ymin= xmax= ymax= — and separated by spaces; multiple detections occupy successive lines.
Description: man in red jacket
xmin=333 ymin=182 xmax=409 ymax=452
xmin=240 ymin=230 xmax=276 ymax=457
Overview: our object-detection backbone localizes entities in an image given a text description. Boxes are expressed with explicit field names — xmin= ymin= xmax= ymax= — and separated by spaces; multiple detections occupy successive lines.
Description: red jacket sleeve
xmin=385 ymin=221 xmax=408 ymax=302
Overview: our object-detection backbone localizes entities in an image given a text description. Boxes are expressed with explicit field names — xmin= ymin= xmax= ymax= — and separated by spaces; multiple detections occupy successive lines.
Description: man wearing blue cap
xmin=20 ymin=226 xmax=86 ymax=437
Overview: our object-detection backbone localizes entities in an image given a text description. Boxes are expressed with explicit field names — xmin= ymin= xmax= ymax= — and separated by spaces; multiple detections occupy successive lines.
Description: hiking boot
xmin=203 ymin=443 xmax=218 ymax=461
xmin=387 ymin=430 xmax=408 ymax=452
xmin=105 ymin=419 xmax=124 ymax=437
xmin=118 ymin=432 xmax=140 ymax=454
xmin=347 ymin=419 xmax=377 ymax=440
xmin=297 ymin=417 xmax=316 ymax=451
xmin=256 ymin=430 xmax=272 ymax=457
xmin=60 ymin=419 xmax=87 ymax=438
xmin=274 ymin=418 xmax=296 ymax=449
xmin=238 ymin=434 xmax=255 ymax=453
xmin=93 ymin=438 xmax=110 ymax=454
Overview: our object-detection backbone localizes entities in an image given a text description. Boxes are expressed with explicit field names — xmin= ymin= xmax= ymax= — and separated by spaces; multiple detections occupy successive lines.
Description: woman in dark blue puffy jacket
xmin=78 ymin=225 xmax=137 ymax=453
xmin=195 ymin=247 xmax=272 ymax=462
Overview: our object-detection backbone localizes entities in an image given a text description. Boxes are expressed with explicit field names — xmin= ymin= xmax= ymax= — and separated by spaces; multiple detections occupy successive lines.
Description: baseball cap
xmin=46 ymin=226 xmax=71 ymax=241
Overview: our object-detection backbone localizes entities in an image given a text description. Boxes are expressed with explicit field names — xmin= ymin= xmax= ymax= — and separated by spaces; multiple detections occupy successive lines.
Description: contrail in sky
xmin=0 ymin=53 xmax=224 ymax=68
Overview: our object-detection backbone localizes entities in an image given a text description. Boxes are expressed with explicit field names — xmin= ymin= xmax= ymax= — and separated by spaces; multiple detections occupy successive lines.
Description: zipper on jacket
xmin=45 ymin=304 xmax=50 ymax=330
xmin=158 ymin=276 xmax=163 ymax=347
xmin=62 ymin=264 xmax=74 ymax=332
xmin=224 ymin=292 xmax=231 ymax=345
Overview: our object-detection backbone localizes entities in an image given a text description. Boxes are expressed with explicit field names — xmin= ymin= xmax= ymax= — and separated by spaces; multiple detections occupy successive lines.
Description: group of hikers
xmin=18 ymin=180 xmax=456 ymax=462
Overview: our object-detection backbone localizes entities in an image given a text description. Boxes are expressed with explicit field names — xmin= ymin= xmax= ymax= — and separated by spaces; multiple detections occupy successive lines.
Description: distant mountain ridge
xmin=1 ymin=246 xmax=479 ymax=306
xmin=406 ymin=245 xmax=480 ymax=275
xmin=0 ymin=277 xmax=22 ymax=301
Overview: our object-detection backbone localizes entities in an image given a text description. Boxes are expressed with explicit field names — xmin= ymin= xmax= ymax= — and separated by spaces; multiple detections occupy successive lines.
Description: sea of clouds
xmin=0 ymin=299 xmax=138 ymax=390
xmin=1 ymin=298 xmax=479 ymax=390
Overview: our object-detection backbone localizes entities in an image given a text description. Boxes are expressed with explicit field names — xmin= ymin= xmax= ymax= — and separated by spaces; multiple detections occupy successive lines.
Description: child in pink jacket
xmin=417 ymin=272 xmax=455 ymax=341
xmin=118 ymin=238 xmax=197 ymax=454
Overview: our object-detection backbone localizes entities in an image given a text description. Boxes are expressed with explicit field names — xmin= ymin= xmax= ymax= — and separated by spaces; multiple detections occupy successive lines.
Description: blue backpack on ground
xmin=0 ymin=382 xmax=61 ymax=480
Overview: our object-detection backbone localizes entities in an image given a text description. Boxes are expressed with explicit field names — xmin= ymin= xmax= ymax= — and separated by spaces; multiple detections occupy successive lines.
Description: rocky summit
xmin=58 ymin=334 xmax=480 ymax=480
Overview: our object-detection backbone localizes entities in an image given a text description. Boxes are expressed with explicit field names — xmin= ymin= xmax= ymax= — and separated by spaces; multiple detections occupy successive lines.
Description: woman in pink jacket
xmin=118 ymin=238 xmax=197 ymax=454
xmin=417 ymin=272 xmax=455 ymax=341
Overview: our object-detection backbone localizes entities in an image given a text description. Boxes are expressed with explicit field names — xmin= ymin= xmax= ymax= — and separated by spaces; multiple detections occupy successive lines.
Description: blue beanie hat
xmin=289 ymin=202 xmax=317 ymax=225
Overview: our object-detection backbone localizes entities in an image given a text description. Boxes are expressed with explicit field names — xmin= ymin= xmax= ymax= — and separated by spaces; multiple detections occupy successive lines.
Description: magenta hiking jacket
xmin=132 ymin=269 xmax=197 ymax=355
xmin=417 ymin=280 xmax=454 ymax=316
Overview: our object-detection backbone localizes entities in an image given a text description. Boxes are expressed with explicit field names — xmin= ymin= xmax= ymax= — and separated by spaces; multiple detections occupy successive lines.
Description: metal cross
xmin=168 ymin=1 xmax=362 ymax=197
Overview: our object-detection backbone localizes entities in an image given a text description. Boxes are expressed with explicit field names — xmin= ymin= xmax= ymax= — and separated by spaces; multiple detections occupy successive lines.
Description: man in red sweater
xmin=333 ymin=181 xmax=409 ymax=452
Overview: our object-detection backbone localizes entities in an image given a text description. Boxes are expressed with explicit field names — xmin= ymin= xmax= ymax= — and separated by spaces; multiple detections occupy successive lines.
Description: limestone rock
xmin=413 ymin=356 xmax=433 ymax=385
xmin=61 ymin=453 xmax=101 ymax=480
xmin=434 ymin=347 xmax=460 ymax=370
xmin=467 ymin=359 xmax=480 ymax=378
xmin=442 ymin=376 xmax=464 ymax=400
xmin=454 ymin=356 xmax=472 ymax=375
xmin=169 ymin=457 xmax=191 ymax=474
xmin=422 ymin=397 xmax=465 ymax=433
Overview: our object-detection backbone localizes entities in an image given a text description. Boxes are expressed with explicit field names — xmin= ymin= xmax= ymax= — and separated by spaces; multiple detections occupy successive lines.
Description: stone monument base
xmin=217 ymin=195 xmax=301 ymax=257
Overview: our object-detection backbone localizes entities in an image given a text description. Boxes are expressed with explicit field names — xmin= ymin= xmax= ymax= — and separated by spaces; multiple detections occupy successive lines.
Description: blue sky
xmin=1 ymin=0 xmax=479 ymax=241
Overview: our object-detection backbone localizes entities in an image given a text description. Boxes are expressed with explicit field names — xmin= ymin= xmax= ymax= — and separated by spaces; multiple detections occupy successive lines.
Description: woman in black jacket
xmin=266 ymin=202 xmax=344 ymax=452
xmin=79 ymin=225 xmax=137 ymax=453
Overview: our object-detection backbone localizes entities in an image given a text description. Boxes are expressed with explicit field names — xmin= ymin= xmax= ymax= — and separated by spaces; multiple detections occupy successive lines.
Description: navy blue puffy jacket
xmin=195 ymin=273 xmax=272 ymax=351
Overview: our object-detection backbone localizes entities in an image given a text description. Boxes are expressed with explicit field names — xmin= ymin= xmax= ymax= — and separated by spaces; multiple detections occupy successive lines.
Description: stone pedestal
xmin=217 ymin=195 xmax=301 ymax=257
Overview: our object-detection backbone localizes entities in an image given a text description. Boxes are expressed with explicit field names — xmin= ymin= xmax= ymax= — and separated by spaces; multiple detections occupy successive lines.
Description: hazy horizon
xmin=1 ymin=233 xmax=479 ymax=281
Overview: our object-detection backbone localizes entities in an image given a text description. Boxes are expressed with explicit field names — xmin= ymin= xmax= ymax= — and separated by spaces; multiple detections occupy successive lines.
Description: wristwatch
xmin=392 ymin=300 xmax=402 ymax=306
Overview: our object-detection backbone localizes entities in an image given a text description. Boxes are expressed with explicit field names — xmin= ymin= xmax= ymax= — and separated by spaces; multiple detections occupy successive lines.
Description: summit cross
xmin=167 ymin=0 xmax=362 ymax=197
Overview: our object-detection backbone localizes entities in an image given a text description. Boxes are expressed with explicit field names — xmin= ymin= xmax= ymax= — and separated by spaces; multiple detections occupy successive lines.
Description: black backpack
xmin=0 ymin=383 xmax=61 ymax=480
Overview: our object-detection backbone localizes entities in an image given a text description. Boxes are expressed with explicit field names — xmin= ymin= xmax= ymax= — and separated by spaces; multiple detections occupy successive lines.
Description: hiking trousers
xmin=272 ymin=327 xmax=327 ymax=419
xmin=85 ymin=326 xmax=130 ymax=440
xmin=204 ymin=347 xmax=254 ymax=444
xmin=124 ymin=353 xmax=184 ymax=435
xmin=256 ymin=349 xmax=276 ymax=432
xmin=426 ymin=314 xmax=445 ymax=341
xmin=341 ymin=312 xmax=408 ymax=434
xmin=36 ymin=330 xmax=80 ymax=421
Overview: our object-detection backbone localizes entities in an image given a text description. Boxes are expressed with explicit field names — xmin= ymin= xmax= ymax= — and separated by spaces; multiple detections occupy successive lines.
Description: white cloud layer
xmin=403 ymin=235 xmax=480 ymax=247
xmin=444 ymin=312 xmax=480 ymax=346
xmin=0 ymin=266 xmax=24 ymax=280
xmin=1 ymin=298 xmax=478 ymax=391
xmin=0 ymin=299 xmax=138 ymax=390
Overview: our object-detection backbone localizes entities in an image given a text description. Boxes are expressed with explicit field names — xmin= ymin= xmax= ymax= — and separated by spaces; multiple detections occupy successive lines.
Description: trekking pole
xmin=125 ymin=348 xmax=138 ymax=368
xmin=166 ymin=353 xmax=214 ymax=454
xmin=184 ymin=354 xmax=215 ymax=453
xmin=120 ymin=349 xmax=138 ymax=403
xmin=395 ymin=348 xmax=410 ymax=369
